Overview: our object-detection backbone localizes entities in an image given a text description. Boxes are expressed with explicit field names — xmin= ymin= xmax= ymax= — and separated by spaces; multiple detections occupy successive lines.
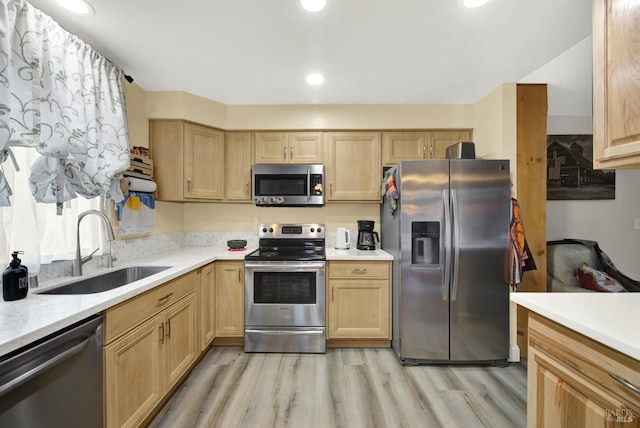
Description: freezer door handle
xmin=451 ymin=189 xmax=461 ymax=301
xmin=443 ymin=189 xmax=451 ymax=300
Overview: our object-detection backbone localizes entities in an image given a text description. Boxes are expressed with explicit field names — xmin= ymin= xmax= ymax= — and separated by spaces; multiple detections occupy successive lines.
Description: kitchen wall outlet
xmin=635 ymin=218 xmax=640 ymax=230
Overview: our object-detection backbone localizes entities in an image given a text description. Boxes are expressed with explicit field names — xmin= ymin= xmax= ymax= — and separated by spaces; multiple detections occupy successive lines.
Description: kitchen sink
xmin=39 ymin=266 xmax=172 ymax=295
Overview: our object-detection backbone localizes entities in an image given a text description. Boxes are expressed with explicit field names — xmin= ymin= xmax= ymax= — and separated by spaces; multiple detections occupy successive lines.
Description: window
xmin=0 ymin=147 xmax=107 ymax=272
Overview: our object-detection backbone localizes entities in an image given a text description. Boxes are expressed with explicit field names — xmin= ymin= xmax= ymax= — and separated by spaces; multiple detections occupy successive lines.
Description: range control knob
xmin=252 ymin=197 xmax=260 ymax=204
xmin=310 ymin=228 xmax=315 ymax=232
xmin=259 ymin=197 xmax=268 ymax=204
xmin=262 ymin=227 xmax=268 ymax=233
xmin=269 ymin=227 xmax=274 ymax=233
xmin=317 ymin=227 xmax=322 ymax=233
xmin=268 ymin=196 xmax=276 ymax=204
xmin=275 ymin=196 xmax=285 ymax=204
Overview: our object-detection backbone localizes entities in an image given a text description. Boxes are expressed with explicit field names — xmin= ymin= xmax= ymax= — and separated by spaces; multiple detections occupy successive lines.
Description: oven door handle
xmin=245 ymin=329 xmax=325 ymax=336
xmin=244 ymin=262 xmax=325 ymax=272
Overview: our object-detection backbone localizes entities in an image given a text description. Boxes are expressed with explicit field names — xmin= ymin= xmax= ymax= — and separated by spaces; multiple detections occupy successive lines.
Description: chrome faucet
xmin=73 ymin=209 xmax=116 ymax=276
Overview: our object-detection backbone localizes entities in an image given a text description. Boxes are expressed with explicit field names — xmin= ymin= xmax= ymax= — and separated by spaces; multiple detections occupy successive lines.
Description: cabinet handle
xmin=352 ymin=268 xmax=368 ymax=274
xmin=429 ymin=146 xmax=433 ymax=158
xmin=158 ymin=292 xmax=173 ymax=304
xmin=187 ymin=178 xmax=191 ymax=192
xmin=283 ymin=146 xmax=287 ymax=160
xmin=423 ymin=145 xmax=426 ymax=158
xmin=166 ymin=319 xmax=171 ymax=339
xmin=238 ymin=269 xmax=242 ymax=283
xmin=159 ymin=323 xmax=165 ymax=344
xmin=290 ymin=146 xmax=293 ymax=159
xmin=609 ymin=373 xmax=640 ymax=395
xmin=332 ymin=287 xmax=334 ymax=302
xmin=330 ymin=183 xmax=333 ymax=196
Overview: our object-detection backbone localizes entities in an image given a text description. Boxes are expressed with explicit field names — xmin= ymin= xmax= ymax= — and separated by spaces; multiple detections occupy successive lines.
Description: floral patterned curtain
xmin=0 ymin=0 xmax=129 ymax=213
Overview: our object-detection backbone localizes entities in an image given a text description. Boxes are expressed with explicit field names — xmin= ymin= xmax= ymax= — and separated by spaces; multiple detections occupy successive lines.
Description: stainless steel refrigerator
xmin=381 ymin=159 xmax=510 ymax=365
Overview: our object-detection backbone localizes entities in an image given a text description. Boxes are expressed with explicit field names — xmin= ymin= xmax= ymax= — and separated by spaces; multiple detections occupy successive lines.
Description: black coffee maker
xmin=357 ymin=220 xmax=379 ymax=250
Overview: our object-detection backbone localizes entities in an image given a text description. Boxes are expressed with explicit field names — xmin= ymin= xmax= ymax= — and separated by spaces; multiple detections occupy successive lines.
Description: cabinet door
xmin=254 ymin=132 xmax=288 ymax=164
xmin=184 ymin=123 xmax=225 ymax=199
xmin=532 ymin=350 xmax=640 ymax=428
xmin=326 ymin=132 xmax=382 ymax=201
xmin=215 ymin=261 xmax=244 ymax=337
xmin=225 ymin=132 xmax=254 ymax=201
xmin=328 ymin=279 xmax=390 ymax=339
xmin=427 ymin=130 xmax=472 ymax=159
xmin=288 ymin=132 xmax=324 ymax=163
xmin=105 ymin=313 xmax=164 ymax=428
xmin=199 ymin=263 xmax=216 ymax=351
xmin=150 ymin=120 xmax=185 ymax=202
xmin=165 ymin=294 xmax=197 ymax=390
xmin=382 ymin=131 xmax=427 ymax=166
xmin=593 ymin=0 xmax=640 ymax=168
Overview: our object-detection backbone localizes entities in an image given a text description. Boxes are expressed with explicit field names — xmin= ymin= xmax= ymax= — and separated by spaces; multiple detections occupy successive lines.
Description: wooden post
xmin=516 ymin=83 xmax=548 ymax=357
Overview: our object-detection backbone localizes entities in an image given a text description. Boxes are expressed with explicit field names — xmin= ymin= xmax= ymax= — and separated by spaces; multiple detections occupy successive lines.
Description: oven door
xmin=244 ymin=261 xmax=326 ymax=328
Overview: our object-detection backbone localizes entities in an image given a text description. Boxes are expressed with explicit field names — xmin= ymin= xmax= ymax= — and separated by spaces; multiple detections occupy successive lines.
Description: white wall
xmin=520 ymin=37 xmax=640 ymax=278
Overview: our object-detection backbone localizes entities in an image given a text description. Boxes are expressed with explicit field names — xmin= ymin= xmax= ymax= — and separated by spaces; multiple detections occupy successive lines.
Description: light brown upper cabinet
xmin=382 ymin=132 xmax=428 ymax=166
xmin=254 ymin=132 xmax=324 ymax=164
xmin=325 ymin=132 xmax=382 ymax=201
xmin=593 ymin=0 xmax=640 ymax=168
xmin=382 ymin=130 xmax=472 ymax=166
xmin=151 ymin=120 xmax=225 ymax=201
xmin=225 ymin=132 xmax=254 ymax=202
xmin=428 ymin=130 xmax=472 ymax=160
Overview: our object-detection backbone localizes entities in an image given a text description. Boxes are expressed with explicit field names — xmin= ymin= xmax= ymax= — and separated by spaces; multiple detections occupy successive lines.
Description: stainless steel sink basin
xmin=40 ymin=266 xmax=171 ymax=295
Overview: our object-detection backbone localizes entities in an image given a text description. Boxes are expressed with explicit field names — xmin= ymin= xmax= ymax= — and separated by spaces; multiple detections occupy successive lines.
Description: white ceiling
xmin=26 ymin=0 xmax=592 ymax=106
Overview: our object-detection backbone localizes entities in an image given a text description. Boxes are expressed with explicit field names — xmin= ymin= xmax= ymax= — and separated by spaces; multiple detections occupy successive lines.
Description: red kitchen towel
xmin=384 ymin=171 xmax=399 ymax=214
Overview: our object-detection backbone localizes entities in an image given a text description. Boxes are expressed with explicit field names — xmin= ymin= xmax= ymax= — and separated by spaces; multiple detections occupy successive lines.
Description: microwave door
xmin=306 ymin=168 xmax=311 ymax=202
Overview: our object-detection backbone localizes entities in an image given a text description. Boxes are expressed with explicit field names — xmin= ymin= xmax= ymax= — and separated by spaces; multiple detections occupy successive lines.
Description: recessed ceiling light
xmin=464 ymin=0 xmax=489 ymax=7
xmin=299 ymin=0 xmax=327 ymax=12
xmin=306 ymin=73 xmax=324 ymax=85
xmin=56 ymin=0 xmax=94 ymax=15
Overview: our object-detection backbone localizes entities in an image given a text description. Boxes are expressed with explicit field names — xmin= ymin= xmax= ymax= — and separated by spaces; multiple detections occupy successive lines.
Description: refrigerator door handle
xmin=451 ymin=189 xmax=461 ymax=301
xmin=443 ymin=189 xmax=451 ymax=300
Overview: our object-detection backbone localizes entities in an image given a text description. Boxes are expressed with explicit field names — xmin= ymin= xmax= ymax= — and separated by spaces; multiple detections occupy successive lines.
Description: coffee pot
xmin=357 ymin=220 xmax=379 ymax=250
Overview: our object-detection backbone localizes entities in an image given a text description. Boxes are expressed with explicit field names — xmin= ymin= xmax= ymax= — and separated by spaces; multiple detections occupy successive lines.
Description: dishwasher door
xmin=0 ymin=313 xmax=104 ymax=428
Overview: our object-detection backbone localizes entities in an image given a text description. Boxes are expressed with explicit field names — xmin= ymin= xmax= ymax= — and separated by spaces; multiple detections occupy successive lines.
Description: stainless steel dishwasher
xmin=0 ymin=313 xmax=104 ymax=428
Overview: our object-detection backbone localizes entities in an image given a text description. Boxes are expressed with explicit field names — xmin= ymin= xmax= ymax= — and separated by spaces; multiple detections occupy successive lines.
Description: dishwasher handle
xmin=0 ymin=333 xmax=94 ymax=397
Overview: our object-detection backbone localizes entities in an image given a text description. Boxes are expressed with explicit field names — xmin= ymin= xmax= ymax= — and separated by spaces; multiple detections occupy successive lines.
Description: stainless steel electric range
xmin=244 ymin=223 xmax=326 ymax=353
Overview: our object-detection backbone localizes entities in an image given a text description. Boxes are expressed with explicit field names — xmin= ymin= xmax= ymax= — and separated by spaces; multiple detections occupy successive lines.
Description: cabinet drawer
xmin=529 ymin=313 xmax=640 ymax=412
xmin=329 ymin=261 xmax=389 ymax=279
xmin=105 ymin=271 xmax=197 ymax=344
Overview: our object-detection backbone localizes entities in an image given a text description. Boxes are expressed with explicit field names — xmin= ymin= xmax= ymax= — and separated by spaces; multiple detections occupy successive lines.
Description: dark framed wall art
xmin=547 ymin=134 xmax=616 ymax=200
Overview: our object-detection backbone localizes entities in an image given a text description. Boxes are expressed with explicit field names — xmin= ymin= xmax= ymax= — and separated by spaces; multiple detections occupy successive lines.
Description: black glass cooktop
xmin=244 ymin=239 xmax=325 ymax=262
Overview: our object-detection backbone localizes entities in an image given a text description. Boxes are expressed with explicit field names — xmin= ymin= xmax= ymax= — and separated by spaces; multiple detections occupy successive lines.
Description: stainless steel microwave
xmin=252 ymin=164 xmax=325 ymax=207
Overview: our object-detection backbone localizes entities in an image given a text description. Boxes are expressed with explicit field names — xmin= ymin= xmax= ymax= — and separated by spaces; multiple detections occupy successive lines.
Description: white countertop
xmin=0 ymin=246 xmax=392 ymax=356
xmin=510 ymin=292 xmax=640 ymax=361
xmin=326 ymin=247 xmax=393 ymax=260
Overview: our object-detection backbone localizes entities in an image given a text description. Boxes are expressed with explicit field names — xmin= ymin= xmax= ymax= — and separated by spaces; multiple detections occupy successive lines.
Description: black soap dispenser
xmin=3 ymin=251 xmax=29 ymax=301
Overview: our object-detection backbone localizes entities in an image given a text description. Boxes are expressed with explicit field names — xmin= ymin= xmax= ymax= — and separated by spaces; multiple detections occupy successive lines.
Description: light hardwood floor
xmin=149 ymin=347 xmax=527 ymax=428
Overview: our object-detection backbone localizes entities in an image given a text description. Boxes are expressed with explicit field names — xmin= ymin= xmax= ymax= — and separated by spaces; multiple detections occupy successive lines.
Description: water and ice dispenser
xmin=411 ymin=222 xmax=440 ymax=265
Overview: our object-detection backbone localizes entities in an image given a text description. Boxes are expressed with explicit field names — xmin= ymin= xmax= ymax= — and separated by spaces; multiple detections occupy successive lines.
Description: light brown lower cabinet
xmin=327 ymin=260 xmax=391 ymax=341
xmin=215 ymin=261 xmax=244 ymax=337
xmin=527 ymin=312 xmax=640 ymax=428
xmin=198 ymin=262 xmax=216 ymax=351
xmin=104 ymin=273 xmax=197 ymax=428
